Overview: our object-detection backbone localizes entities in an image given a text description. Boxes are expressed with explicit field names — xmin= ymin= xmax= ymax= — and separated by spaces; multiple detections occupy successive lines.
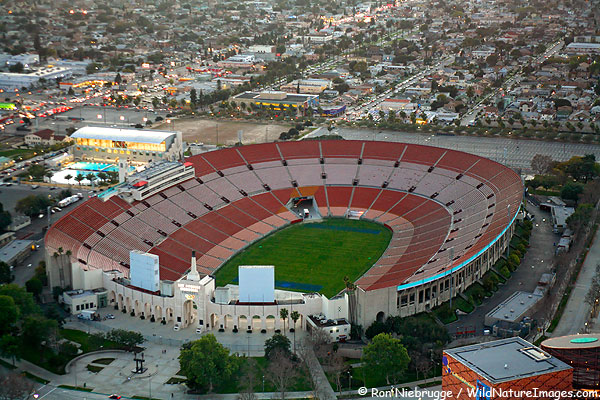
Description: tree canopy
xmin=179 ymin=334 xmax=240 ymax=392
xmin=264 ymin=333 xmax=291 ymax=360
xmin=15 ymin=195 xmax=53 ymax=217
xmin=361 ymin=333 xmax=410 ymax=384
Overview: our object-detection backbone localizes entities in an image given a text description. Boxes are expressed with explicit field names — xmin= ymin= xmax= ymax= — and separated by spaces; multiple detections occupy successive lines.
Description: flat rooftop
xmin=0 ymin=240 xmax=33 ymax=264
xmin=64 ymin=288 xmax=106 ymax=299
xmin=233 ymin=91 xmax=317 ymax=102
xmin=485 ymin=291 xmax=542 ymax=323
xmin=542 ymin=334 xmax=600 ymax=350
xmin=128 ymin=161 xmax=185 ymax=182
xmin=72 ymin=126 xmax=178 ymax=144
xmin=445 ymin=337 xmax=571 ymax=384
xmin=307 ymin=315 xmax=349 ymax=328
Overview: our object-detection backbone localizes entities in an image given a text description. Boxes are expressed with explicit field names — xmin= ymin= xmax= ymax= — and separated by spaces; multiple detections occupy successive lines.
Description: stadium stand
xmin=46 ymin=140 xmax=522 ymax=298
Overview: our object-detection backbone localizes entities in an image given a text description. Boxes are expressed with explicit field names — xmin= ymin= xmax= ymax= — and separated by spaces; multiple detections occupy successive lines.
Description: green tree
xmin=0 ymin=284 xmax=38 ymax=316
xmin=280 ymin=308 xmax=289 ymax=334
xmin=0 ymin=203 xmax=11 ymax=232
xmin=561 ymin=182 xmax=585 ymax=203
xmin=264 ymin=333 xmax=291 ymax=360
xmin=15 ymin=195 xmax=53 ymax=217
xmin=567 ymin=203 xmax=594 ymax=233
xmin=179 ymin=334 xmax=239 ymax=392
xmin=290 ymin=310 xmax=300 ymax=352
xmin=361 ymin=333 xmax=410 ymax=384
xmin=8 ymin=62 xmax=24 ymax=73
xmin=64 ymin=174 xmax=73 ymax=186
xmin=25 ymin=277 xmax=43 ymax=297
xmin=105 ymin=329 xmax=145 ymax=350
xmin=75 ymin=173 xmax=85 ymax=186
xmin=96 ymin=172 xmax=108 ymax=184
xmin=86 ymin=173 xmax=96 ymax=186
xmin=0 ymin=296 xmax=19 ymax=333
xmin=27 ymin=164 xmax=47 ymax=180
xmin=0 ymin=262 xmax=12 ymax=284
xmin=21 ymin=315 xmax=58 ymax=350
xmin=0 ymin=334 xmax=20 ymax=366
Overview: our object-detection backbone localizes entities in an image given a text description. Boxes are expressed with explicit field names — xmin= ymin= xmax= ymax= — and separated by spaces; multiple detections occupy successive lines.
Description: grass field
xmin=214 ymin=218 xmax=392 ymax=297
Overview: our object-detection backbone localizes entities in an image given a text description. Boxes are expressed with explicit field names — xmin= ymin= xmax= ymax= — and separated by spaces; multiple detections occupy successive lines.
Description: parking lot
xmin=320 ymin=127 xmax=600 ymax=172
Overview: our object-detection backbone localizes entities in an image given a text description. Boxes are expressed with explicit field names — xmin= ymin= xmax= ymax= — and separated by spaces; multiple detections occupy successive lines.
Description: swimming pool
xmin=69 ymin=162 xmax=120 ymax=172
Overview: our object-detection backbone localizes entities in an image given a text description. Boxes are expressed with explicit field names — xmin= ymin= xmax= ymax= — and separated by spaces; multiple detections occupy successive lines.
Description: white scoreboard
xmin=130 ymin=250 xmax=160 ymax=292
xmin=238 ymin=265 xmax=275 ymax=303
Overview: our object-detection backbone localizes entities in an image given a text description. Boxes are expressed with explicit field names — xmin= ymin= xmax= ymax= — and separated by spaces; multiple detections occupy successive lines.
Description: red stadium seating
xmin=46 ymin=141 xmax=522 ymax=293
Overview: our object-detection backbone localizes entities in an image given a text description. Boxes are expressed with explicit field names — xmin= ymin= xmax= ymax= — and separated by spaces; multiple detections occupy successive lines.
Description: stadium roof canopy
xmin=71 ymin=126 xmax=177 ymax=144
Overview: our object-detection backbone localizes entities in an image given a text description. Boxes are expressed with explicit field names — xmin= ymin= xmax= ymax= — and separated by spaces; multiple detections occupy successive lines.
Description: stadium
xmin=45 ymin=140 xmax=522 ymax=333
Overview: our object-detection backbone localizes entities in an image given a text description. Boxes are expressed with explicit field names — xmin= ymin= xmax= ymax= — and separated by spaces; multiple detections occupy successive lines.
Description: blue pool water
xmin=69 ymin=162 xmax=119 ymax=172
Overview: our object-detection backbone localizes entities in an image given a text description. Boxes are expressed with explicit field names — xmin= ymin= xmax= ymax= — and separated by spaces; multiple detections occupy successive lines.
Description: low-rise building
xmin=70 ymin=126 xmax=183 ymax=164
xmin=551 ymin=205 xmax=575 ymax=234
xmin=24 ymin=129 xmax=70 ymax=147
xmin=306 ymin=314 xmax=351 ymax=342
xmin=0 ymin=239 xmax=34 ymax=266
xmin=232 ymin=91 xmax=319 ymax=115
xmin=60 ymin=288 xmax=108 ymax=314
xmin=280 ymin=79 xmax=331 ymax=94
xmin=443 ymin=337 xmax=572 ymax=400
xmin=0 ymin=67 xmax=72 ymax=90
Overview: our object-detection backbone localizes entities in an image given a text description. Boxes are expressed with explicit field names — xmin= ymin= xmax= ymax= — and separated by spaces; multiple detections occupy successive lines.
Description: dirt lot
xmin=155 ymin=118 xmax=292 ymax=145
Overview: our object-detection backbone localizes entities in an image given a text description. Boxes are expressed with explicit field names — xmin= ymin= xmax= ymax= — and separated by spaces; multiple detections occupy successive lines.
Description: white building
xmin=565 ymin=42 xmax=600 ymax=55
xmin=70 ymin=126 xmax=183 ymax=164
xmin=0 ymin=67 xmax=72 ymax=90
xmin=51 ymin=252 xmax=349 ymax=334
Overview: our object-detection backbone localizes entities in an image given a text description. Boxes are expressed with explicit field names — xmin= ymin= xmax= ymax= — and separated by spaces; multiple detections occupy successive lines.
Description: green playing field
xmin=213 ymin=218 xmax=392 ymax=298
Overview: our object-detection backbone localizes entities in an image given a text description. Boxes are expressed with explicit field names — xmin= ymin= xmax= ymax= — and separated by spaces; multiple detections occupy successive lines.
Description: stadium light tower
xmin=449 ymin=247 xmax=454 ymax=309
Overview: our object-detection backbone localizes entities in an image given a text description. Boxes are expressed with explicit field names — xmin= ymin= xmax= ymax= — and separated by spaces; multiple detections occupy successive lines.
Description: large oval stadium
xmin=45 ymin=140 xmax=522 ymax=330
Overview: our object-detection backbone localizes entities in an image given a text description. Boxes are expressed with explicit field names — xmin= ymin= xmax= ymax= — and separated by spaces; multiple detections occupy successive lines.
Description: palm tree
xmin=64 ymin=174 xmax=73 ymax=187
xmin=45 ymin=171 xmax=54 ymax=184
xmin=97 ymin=172 xmax=108 ymax=184
xmin=75 ymin=173 xmax=84 ymax=186
xmin=53 ymin=247 xmax=65 ymax=287
xmin=290 ymin=310 xmax=300 ymax=353
xmin=279 ymin=308 xmax=289 ymax=335
xmin=86 ymin=173 xmax=96 ymax=187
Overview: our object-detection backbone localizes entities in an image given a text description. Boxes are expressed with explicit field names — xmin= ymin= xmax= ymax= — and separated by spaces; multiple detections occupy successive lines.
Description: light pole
xmin=262 ymin=375 xmax=265 ymax=393
xmin=348 ymin=371 xmax=352 ymax=390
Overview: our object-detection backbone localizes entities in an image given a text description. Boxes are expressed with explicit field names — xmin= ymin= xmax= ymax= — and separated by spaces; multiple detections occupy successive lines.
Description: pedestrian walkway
xmin=552 ymin=225 xmax=600 ymax=336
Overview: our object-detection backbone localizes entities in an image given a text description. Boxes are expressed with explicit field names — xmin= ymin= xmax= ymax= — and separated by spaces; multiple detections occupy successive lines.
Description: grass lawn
xmin=215 ymin=218 xmax=392 ymax=297
xmin=18 ymin=330 xmax=124 ymax=375
xmin=92 ymin=358 xmax=115 ymax=365
xmin=86 ymin=364 xmax=104 ymax=373
xmin=60 ymin=329 xmax=123 ymax=353
xmin=0 ymin=148 xmax=34 ymax=160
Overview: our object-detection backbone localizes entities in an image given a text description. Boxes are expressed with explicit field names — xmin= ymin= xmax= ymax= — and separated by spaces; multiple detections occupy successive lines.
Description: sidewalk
xmin=552 ymin=225 xmax=600 ymax=336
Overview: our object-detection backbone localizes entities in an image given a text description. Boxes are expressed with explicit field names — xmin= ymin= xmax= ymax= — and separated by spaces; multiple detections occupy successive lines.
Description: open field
xmin=214 ymin=218 xmax=392 ymax=297
xmin=154 ymin=118 xmax=291 ymax=145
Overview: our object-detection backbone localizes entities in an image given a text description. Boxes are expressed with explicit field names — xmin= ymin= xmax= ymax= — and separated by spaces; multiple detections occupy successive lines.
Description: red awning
xmin=132 ymin=180 xmax=148 ymax=187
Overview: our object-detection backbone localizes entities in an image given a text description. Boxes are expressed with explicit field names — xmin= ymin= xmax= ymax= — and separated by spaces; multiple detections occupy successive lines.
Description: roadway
xmin=460 ymin=40 xmax=564 ymax=126
xmin=346 ymin=55 xmax=454 ymax=121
